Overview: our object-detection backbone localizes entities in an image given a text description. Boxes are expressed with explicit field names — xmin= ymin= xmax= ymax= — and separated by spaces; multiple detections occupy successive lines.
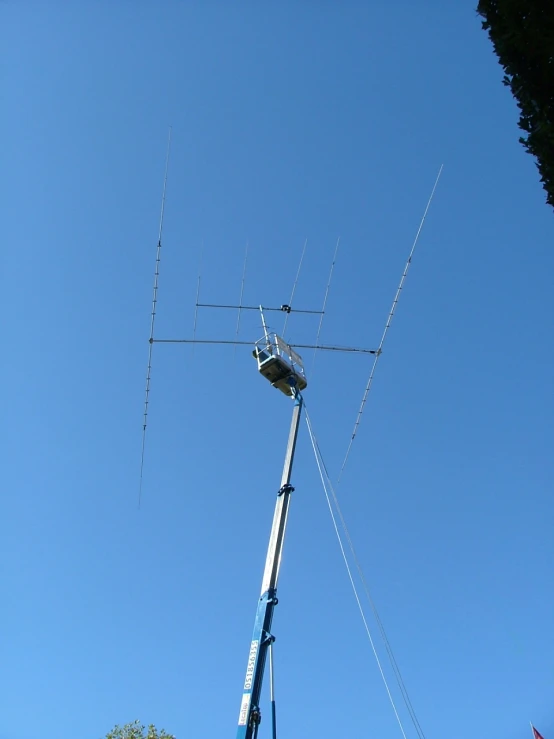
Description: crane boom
xmin=236 ymin=384 xmax=303 ymax=738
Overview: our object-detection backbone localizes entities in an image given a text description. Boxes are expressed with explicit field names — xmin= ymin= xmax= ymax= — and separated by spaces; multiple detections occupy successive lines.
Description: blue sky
xmin=2 ymin=3 xmax=553 ymax=739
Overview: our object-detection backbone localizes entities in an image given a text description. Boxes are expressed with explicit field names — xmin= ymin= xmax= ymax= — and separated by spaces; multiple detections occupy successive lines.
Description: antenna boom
xmin=152 ymin=338 xmax=379 ymax=354
xmin=197 ymin=302 xmax=323 ymax=315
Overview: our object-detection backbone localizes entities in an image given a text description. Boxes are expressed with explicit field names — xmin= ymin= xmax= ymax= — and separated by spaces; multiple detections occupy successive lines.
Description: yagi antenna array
xmin=139 ymin=136 xmax=442 ymax=502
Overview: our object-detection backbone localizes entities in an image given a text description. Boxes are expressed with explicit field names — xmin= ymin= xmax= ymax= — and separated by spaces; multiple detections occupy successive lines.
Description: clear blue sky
xmin=3 ymin=3 xmax=552 ymax=739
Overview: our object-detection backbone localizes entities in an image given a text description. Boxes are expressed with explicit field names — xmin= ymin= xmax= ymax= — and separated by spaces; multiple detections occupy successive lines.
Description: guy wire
xmin=305 ymin=407 xmax=410 ymax=739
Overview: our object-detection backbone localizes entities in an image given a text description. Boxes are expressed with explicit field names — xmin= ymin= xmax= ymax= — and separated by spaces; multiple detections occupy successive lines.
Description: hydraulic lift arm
xmin=236 ymin=385 xmax=303 ymax=739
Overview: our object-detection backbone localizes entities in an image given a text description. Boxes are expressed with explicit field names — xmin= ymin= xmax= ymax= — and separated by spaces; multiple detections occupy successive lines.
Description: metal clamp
xmin=249 ymin=706 xmax=261 ymax=727
xmin=277 ymin=483 xmax=294 ymax=497
xmin=263 ymin=590 xmax=279 ymax=606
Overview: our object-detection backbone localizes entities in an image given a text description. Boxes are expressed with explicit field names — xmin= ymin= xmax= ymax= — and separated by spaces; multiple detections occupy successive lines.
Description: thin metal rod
xmin=269 ymin=641 xmax=277 ymax=739
xmin=269 ymin=641 xmax=275 ymax=701
xmin=139 ymin=126 xmax=172 ymax=507
xmin=338 ymin=164 xmax=444 ymax=482
xmin=311 ymin=237 xmax=340 ymax=374
xmin=152 ymin=338 xmax=379 ymax=354
xmin=283 ymin=237 xmax=308 ymax=337
xmin=197 ymin=303 xmax=323 ymax=315
xmin=192 ymin=241 xmax=204 ymax=356
xmin=259 ymin=305 xmax=270 ymax=344
xmin=234 ymin=243 xmax=249 ymax=355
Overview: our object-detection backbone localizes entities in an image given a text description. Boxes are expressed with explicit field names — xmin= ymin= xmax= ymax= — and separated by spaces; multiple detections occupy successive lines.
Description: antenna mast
xmin=260 ymin=304 xmax=270 ymax=343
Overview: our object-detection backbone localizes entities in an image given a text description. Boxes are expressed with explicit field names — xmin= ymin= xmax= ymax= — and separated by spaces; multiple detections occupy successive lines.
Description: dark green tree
xmin=477 ymin=0 xmax=554 ymax=208
xmin=105 ymin=720 xmax=175 ymax=739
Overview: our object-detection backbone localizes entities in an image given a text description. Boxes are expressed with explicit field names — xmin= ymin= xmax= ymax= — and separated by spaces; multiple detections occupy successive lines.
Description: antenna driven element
xmin=282 ymin=237 xmax=308 ymax=337
xmin=311 ymin=237 xmax=340 ymax=375
xmin=234 ymin=242 xmax=249 ymax=353
xmin=192 ymin=241 xmax=204 ymax=350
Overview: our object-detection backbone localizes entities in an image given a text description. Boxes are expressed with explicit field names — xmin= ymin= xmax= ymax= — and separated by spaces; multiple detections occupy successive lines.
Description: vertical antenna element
xmin=139 ymin=127 xmax=172 ymax=506
xmin=311 ymin=236 xmax=340 ymax=374
xmin=192 ymin=240 xmax=204 ymax=357
xmin=282 ymin=238 xmax=308 ymax=338
xmin=234 ymin=242 xmax=249 ymax=356
xmin=339 ymin=165 xmax=443 ymax=481
xmin=260 ymin=304 xmax=270 ymax=342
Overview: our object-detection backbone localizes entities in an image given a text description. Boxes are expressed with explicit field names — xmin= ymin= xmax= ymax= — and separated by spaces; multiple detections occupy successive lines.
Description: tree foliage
xmin=105 ymin=720 xmax=176 ymax=739
xmin=477 ymin=0 xmax=554 ymax=208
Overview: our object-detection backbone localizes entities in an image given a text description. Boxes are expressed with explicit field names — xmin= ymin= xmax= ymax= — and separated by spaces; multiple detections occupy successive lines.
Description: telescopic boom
xmin=236 ymin=381 xmax=303 ymax=738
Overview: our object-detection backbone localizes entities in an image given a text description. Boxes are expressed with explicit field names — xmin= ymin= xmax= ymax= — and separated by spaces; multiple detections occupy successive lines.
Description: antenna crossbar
xmin=152 ymin=338 xmax=379 ymax=354
xmin=197 ymin=302 xmax=323 ymax=315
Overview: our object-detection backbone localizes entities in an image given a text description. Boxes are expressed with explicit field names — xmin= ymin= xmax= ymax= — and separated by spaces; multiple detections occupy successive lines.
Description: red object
xmin=532 ymin=727 xmax=545 ymax=739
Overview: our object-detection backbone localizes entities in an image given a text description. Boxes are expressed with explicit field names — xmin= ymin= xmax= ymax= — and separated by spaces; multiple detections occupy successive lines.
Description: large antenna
xmin=139 ymin=127 xmax=172 ymax=507
xmin=338 ymin=164 xmax=443 ymax=481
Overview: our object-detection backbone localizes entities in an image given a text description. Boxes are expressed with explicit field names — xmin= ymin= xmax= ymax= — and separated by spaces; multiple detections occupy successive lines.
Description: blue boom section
xmin=236 ymin=387 xmax=303 ymax=739
xmin=236 ymin=588 xmax=278 ymax=737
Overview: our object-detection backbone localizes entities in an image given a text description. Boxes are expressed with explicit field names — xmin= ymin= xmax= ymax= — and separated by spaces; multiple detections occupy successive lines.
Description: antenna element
xmin=139 ymin=127 xmax=172 ymax=506
xmin=338 ymin=165 xmax=444 ymax=480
